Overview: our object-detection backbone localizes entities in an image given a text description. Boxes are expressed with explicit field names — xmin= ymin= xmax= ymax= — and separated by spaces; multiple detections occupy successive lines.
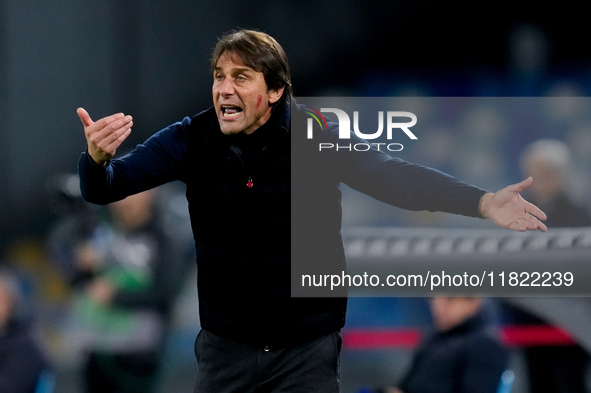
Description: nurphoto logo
xmin=305 ymin=107 xmax=418 ymax=152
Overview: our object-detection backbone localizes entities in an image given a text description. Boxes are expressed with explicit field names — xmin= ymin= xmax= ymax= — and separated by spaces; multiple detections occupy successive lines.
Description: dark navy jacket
xmin=397 ymin=309 xmax=508 ymax=393
xmin=79 ymin=101 xmax=487 ymax=349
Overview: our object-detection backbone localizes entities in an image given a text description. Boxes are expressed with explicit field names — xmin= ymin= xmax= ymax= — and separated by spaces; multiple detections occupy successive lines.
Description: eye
xmin=235 ymin=74 xmax=247 ymax=82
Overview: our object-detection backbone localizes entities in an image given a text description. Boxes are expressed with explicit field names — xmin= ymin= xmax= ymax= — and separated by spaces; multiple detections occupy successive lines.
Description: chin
xmin=218 ymin=120 xmax=243 ymax=135
xmin=220 ymin=127 xmax=243 ymax=135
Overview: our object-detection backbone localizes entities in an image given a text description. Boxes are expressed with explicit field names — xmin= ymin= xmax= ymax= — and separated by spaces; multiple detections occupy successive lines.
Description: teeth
xmin=222 ymin=105 xmax=242 ymax=117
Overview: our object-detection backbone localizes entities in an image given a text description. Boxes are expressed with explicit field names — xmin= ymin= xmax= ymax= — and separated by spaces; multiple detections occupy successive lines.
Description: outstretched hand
xmin=77 ymin=107 xmax=133 ymax=165
xmin=479 ymin=177 xmax=547 ymax=232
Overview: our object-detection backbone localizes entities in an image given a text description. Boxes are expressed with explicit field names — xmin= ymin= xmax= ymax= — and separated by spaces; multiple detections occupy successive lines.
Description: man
xmin=520 ymin=138 xmax=591 ymax=227
xmin=78 ymin=29 xmax=546 ymax=392
xmin=377 ymin=297 xmax=508 ymax=393
xmin=0 ymin=269 xmax=50 ymax=393
xmin=47 ymin=189 xmax=189 ymax=393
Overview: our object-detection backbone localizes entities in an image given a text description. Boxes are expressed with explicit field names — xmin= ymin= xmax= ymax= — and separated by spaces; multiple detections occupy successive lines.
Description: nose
xmin=217 ymin=78 xmax=235 ymax=96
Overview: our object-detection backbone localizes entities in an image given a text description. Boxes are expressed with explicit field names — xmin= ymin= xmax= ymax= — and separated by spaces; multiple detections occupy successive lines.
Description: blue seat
xmin=496 ymin=370 xmax=515 ymax=393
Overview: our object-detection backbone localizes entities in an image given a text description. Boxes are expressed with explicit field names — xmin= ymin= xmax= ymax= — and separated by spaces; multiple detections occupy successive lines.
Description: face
xmin=212 ymin=51 xmax=284 ymax=135
xmin=524 ymin=158 xmax=563 ymax=201
xmin=109 ymin=190 xmax=154 ymax=230
xmin=429 ymin=297 xmax=481 ymax=332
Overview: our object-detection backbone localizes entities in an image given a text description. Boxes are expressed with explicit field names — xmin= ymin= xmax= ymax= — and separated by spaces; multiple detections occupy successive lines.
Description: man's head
xmin=211 ymin=29 xmax=292 ymax=135
xmin=428 ymin=297 xmax=483 ymax=332
xmin=109 ymin=189 xmax=155 ymax=230
xmin=519 ymin=138 xmax=571 ymax=203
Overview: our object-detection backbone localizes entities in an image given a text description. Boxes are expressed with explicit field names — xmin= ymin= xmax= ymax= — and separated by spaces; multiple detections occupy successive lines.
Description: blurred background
xmin=1 ymin=1 xmax=591 ymax=392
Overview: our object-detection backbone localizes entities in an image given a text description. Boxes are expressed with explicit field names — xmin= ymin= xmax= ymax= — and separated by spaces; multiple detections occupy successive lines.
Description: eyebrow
xmin=214 ymin=66 xmax=255 ymax=75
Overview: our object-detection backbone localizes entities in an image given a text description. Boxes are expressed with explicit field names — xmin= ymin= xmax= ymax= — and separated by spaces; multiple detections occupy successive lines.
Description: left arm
xmin=306 ymin=120 xmax=547 ymax=232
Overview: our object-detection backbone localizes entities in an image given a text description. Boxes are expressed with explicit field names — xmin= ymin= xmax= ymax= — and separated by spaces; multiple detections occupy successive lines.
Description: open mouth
xmin=221 ymin=105 xmax=243 ymax=118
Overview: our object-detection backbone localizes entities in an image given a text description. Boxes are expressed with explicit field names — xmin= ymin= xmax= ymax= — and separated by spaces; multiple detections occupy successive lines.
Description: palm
xmin=482 ymin=177 xmax=547 ymax=232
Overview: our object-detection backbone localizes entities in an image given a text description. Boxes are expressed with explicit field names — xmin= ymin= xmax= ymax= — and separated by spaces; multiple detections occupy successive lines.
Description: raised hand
xmin=479 ymin=177 xmax=548 ymax=232
xmin=77 ymin=107 xmax=133 ymax=165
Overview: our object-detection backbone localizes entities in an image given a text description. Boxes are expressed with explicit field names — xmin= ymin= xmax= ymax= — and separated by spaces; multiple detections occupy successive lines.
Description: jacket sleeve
xmin=79 ymin=116 xmax=191 ymax=205
xmin=320 ymin=127 xmax=488 ymax=218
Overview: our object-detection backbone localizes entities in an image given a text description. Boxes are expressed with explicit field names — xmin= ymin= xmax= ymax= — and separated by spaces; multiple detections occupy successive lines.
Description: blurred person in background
xmin=0 ymin=268 xmax=50 ymax=393
xmin=519 ymin=138 xmax=591 ymax=227
xmin=47 ymin=189 xmax=191 ymax=393
xmin=502 ymin=138 xmax=591 ymax=393
xmin=368 ymin=297 xmax=508 ymax=393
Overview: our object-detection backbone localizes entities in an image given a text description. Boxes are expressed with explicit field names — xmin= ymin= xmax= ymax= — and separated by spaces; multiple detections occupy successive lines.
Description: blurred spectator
xmin=519 ymin=138 xmax=591 ymax=227
xmin=47 ymin=188 xmax=192 ymax=393
xmin=502 ymin=138 xmax=591 ymax=393
xmin=0 ymin=268 xmax=50 ymax=393
xmin=368 ymin=297 xmax=508 ymax=393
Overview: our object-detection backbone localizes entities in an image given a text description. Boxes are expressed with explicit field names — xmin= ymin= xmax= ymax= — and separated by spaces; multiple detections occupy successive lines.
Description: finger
xmin=98 ymin=116 xmax=133 ymax=142
xmin=525 ymin=220 xmax=547 ymax=232
xmin=103 ymin=125 xmax=133 ymax=153
xmin=523 ymin=214 xmax=548 ymax=232
xmin=117 ymin=126 xmax=133 ymax=144
xmin=77 ymin=107 xmax=94 ymax=127
xmin=535 ymin=221 xmax=548 ymax=232
xmin=509 ymin=220 xmax=527 ymax=232
xmin=88 ymin=115 xmax=132 ymax=145
xmin=506 ymin=176 xmax=534 ymax=194
xmin=89 ymin=112 xmax=127 ymax=135
xmin=513 ymin=213 xmax=547 ymax=232
xmin=92 ymin=119 xmax=133 ymax=155
xmin=525 ymin=202 xmax=547 ymax=221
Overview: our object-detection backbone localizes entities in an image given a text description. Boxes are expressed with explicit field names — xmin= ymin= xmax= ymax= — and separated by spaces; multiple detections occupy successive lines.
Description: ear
xmin=268 ymin=86 xmax=285 ymax=105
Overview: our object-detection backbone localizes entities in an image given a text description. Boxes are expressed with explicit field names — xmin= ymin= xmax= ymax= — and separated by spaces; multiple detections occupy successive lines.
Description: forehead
xmin=214 ymin=51 xmax=254 ymax=71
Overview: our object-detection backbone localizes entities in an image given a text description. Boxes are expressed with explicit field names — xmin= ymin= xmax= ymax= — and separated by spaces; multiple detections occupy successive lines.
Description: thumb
xmin=77 ymin=107 xmax=94 ymax=127
xmin=507 ymin=176 xmax=533 ymax=194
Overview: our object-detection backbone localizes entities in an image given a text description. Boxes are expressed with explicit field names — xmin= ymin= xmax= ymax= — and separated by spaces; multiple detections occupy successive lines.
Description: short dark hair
xmin=211 ymin=29 xmax=292 ymax=109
